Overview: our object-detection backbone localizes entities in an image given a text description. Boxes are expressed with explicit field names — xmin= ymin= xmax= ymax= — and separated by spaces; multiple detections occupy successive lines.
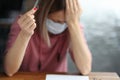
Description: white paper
xmin=46 ymin=74 xmax=89 ymax=80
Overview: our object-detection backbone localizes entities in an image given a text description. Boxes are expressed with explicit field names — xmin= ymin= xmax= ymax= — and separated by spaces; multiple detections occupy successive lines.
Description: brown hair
xmin=35 ymin=0 xmax=66 ymax=47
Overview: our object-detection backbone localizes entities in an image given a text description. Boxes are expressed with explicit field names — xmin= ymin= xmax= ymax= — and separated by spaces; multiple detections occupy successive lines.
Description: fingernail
xmin=34 ymin=7 xmax=38 ymax=11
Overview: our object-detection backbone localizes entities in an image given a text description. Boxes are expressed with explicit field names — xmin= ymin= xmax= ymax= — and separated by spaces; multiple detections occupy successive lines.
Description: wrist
xmin=19 ymin=31 xmax=32 ymax=39
xmin=67 ymin=19 xmax=79 ymax=26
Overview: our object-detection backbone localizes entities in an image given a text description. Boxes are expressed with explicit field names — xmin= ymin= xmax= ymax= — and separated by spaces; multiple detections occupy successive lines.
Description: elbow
xmin=4 ymin=59 xmax=17 ymax=77
xmin=81 ymin=54 xmax=92 ymax=75
xmin=5 ymin=72 xmax=14 ymax=77
xmin=4 ymin=64 xmax=16 ymax=77
xmin=80 ymin=67 xmax=91 ymax=75
xmin=78 ymin=64 xmax=92 ymax=75
xmin=4 ymin=67 xmax=16 ymax=77
xmin=4 ymin=67 xmax=17 ymax=77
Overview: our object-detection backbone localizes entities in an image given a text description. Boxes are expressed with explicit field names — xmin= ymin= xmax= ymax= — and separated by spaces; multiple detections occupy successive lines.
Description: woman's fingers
xmin=26 ymin=8 xmax=38 ymax=15
xmin=69 ymin=0 xmax=74 ymax=13
xmin=73 ymin=0 xmax=78 ymax=12
xmin=19 ymin=8 xmax=36 ymax=24
xmin=20 ymin=16 xmax=26 ymax=23
xmin=18 ymin=13 xmax=36 ymax=31
xmin=18 ymin=8 xmax=36 ymax=25
xmin=25 ymin=19 xmax=35 ymax=29
xmin=66 ymin=0 xmax=80 ymax=13
xmin=17 ymin=7 xmax=38 ymax=36
xmin=66 ymin=0 xmax=69 ymax=11
xmin=22 ymin=14 xmax=34 ymax=22
xmin=22 ymin=15 xmax=34 ymax=26
xmin=18 ymin=15 xmax=27 ymax=25
xmin=75 ymin=0 xmax=81 ymax=12
xmin=65 ymin=0 xmax=82 ymax=24
xmin=30 ymin=23 xmax=36 ymax=30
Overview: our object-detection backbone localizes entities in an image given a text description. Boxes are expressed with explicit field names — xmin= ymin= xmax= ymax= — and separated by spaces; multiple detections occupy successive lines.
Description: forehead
xmin=48 ymin=10 xmax=65 ymax=17
xmin=48 ymin=10 xmax=65 ymax=23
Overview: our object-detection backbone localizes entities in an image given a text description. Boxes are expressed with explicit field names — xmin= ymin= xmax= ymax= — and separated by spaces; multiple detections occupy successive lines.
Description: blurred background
xmin=0 ymin=0 xmax=120 ymax=76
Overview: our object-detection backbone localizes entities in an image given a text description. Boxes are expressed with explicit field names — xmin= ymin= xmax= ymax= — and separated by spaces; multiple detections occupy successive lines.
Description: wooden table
xmin=0 ymin=72 xmax=120 ymax=80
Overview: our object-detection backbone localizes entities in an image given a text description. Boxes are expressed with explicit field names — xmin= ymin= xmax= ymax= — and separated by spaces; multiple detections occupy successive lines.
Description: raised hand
xmin=65 ymin=0 xmax=82 ymax=25
xmin=17 ymin=8 xmax=38 ymax=36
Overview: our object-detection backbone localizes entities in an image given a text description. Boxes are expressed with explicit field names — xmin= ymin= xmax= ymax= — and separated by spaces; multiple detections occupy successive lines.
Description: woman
xmin=4 ymin=0 xmax=92 ymax=76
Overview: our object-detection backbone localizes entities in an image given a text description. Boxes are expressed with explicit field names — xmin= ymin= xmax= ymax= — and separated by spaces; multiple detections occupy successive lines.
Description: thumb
xmin=27 ymin=7 xmax=38 ymax=15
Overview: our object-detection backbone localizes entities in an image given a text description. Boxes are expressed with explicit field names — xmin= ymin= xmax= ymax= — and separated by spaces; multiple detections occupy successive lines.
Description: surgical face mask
xmin=46 ymin=18 xmax=67 ymax=35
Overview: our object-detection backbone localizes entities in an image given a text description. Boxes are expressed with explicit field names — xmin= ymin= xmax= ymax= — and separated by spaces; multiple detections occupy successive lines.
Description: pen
xmin=34 ymin=0 xmax=40 ymax=8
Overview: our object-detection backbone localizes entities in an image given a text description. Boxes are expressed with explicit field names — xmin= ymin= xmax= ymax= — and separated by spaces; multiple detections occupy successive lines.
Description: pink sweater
xmin=5 ymin=16 xmax=83 ymax=73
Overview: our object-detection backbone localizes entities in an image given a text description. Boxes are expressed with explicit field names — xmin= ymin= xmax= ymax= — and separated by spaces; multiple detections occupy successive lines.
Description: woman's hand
xmin=65 ymin=0 xmax=82 ymax=26
xmin=17 ymin=8 xmax=37 ymax=37
xmin=65 ymin=0 xmax=92 ymax=75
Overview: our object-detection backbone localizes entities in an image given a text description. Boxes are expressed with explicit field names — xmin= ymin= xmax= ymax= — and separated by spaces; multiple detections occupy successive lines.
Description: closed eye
xmin=56 ymin=21 xmax=65 ymax=24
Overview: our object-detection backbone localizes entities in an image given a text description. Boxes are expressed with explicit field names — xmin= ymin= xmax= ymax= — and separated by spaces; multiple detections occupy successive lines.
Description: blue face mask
xmin=46 ymin=18 xmax=67 ymax=35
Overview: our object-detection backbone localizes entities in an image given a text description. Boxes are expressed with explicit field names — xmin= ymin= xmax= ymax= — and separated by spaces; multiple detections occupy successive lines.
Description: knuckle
xmin=31 ymin=15 xmax=34 ymax=19
xmin=33 ymin=19 xmax=35 ymax=22
xmin=25 ymin=13 xmax=30 ymax=17
xmin=34 ymin=23 xmax=36 ymax=26
xmin=27 ymin=14 xmax=34 ymax=19
xmin=29 ymin=16 xmax=34 ymax=21
xmin=26 ymin=15 xmax=31 ymax=19
xmin=22 ymin=15 xmax=27 ymax=19
xmin=25 ymin=14 xmax=31 ymax=20
xmin=32 ymin=23 xmax=36 ymax=28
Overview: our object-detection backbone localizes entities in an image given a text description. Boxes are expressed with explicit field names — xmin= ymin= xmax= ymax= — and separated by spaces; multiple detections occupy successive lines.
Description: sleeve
xmin=69 ymin=23 xmax=85 ymax=62
xmin=5 ymin=16 xmax=21 ymax=54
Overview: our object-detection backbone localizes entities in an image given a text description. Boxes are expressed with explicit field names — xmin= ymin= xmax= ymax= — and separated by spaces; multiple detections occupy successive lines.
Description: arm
xmin=4 ymin=31 xmax=31 ymax=76
xmin=4 ymin=8 xmax=37 ymax=76
xmin=68 ymin=22 xmax=92 ymax=75
xmin=66 ymin=0 xmax=92 ymax=75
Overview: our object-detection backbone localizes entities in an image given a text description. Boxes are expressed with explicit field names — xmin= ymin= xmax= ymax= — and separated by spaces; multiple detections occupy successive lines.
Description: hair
xmin=35 ymin=0 xmax=66 ymax=47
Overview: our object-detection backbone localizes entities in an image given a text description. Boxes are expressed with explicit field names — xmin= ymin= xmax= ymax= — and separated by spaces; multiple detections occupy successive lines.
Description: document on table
xmin=46 ymin=74 xmax=89 ymax=80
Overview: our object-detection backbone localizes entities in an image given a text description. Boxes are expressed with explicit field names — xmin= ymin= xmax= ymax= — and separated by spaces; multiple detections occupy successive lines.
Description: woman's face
xmin=48 ymin=10 xmax=65 ymax=24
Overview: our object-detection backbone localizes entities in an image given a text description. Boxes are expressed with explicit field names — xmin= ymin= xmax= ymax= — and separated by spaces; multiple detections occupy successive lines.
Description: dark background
xmin=0 ymin=0 xmax=23 ymax=18
xmin=0 ymin=0 xmax=23 ymax=72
